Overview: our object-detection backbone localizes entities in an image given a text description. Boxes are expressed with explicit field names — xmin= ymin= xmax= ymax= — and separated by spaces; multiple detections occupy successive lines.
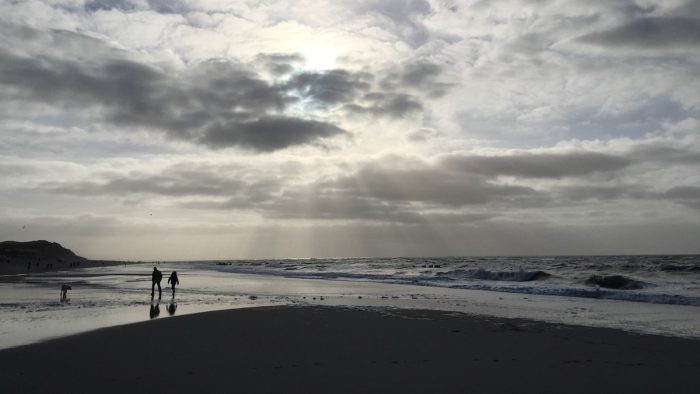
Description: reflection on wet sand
xmin=167 ymin=297 xmax=177 ymax=316
xmin=149 ymin=301 xmax=160 ymax=319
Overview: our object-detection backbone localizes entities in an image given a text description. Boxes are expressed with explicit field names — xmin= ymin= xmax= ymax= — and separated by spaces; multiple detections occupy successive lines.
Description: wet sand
xmin=1 ymin=305 xmax=699 ymax=393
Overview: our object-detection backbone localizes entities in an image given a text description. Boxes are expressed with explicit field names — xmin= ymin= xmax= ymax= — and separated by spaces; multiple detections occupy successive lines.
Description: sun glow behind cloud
xmin=302 ymin=45 xmax=340 ymax=71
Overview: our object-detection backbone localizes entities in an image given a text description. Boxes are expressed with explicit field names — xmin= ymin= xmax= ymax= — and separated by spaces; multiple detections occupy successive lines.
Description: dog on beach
xmin=60 ymin=284 xmax=72 ymax=301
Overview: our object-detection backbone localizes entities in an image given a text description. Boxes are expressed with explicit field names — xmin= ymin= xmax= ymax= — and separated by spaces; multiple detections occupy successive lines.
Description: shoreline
xmin=2 ymin=262 xmax=700 ymax=350
xmin=2 ymin=305 xmax=700 ymax=393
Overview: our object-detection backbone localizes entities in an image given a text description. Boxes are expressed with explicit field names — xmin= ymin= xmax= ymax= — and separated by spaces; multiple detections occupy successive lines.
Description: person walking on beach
xmin=151 ymin=267 xmax=163 ymax=299
xmin=167 ymin=271 xmax=179 ymax=296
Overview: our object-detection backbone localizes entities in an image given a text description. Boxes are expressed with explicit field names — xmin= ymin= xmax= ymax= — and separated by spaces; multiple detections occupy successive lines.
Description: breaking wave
xmin=437 ymin=268 xmax=551 ymax=282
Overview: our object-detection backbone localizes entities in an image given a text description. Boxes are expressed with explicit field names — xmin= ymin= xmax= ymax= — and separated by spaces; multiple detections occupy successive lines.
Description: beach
xmin=2 ymin=305 xmax=700 ymax=393
xmin=2 ymin=260 xmax=700 ymax=393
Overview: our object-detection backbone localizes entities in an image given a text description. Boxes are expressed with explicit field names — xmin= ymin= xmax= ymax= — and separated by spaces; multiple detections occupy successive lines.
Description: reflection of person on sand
xmin=149 ymin=301 xmax=160 ymax=319
xmin=167 ymin=271 xmax=179 ymax=296
xmin=151 ymin=267 xmax=162 ymax=299
xmin=167 ymin=298 xmax=177 ymax=316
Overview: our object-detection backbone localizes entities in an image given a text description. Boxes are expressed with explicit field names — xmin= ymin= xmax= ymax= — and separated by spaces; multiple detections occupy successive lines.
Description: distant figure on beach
xmin=167 ymin=299 xmax=177 ymax=316
xmin=167 ymin=271 xmax=179 ymax=296
xmin=151 ymin=267 xmax=163 ymax=299
xmin=149 ymin=301 xmax=160 ymax=319
xmin=60 ymin=284 xmax=71 ymax=301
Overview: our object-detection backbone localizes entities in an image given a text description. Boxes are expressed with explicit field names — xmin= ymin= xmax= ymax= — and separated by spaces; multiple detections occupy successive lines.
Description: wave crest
xmin=584 ymin=275 xmax=647 ymax=290
xmin=438 ymin=268 xmax=551 ymax=282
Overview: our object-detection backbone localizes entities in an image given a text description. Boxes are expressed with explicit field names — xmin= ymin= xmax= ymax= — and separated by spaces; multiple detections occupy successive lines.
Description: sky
xmin=1 ymin=0 xmax=699 ymax=260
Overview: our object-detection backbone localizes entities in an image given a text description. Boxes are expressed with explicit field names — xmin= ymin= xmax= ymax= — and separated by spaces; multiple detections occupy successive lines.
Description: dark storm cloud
xmin=327 ymin=163 xmax=538 ymax=207
xmin=580 ymin=17 xmax=700 ymax=49
xmin=440 ymin=152 xmax=631 ymax=179
xmin=199 ymin=117 xmax=345 ymax=151
xmin=285 ymin=61 xmax=450 ymax=118
xmin=553 ymin=185 xmax=650 ymax=202
xmin=254 ymin=53 xmax=305 ymax=76
xmin=39 ymin=154 xmax=536 ymax=223
xmin=380 ymin=61 xmax=454 ymax=98
xmin=664 ymin=186 xmax=700 ymax=209
xmin=84 ymin=0 xmax=137 ymax=12
xmin=44 ymin=167 xmax=247 ymax=197
xmin=344 ymin=93 xmax=423 ymax=118
xmin=0 ymin=22 xmax=455 ymax=151
xmin=259 ymin=191 xmax=496 ymax=224
xmin=146 ymin=0 xmax=189 ymax=14
xmin=0 ymin=23 xmax=346 ymax=152
xmin=627 ymin=144 xmax=700 ymax=165
xmin=285 ymin=69 xmax=372 ymax=105
xmin=187 ymin=185 xmax=499 ymax=224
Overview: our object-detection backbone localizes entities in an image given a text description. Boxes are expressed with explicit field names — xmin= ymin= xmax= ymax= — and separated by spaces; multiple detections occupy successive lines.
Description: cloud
xmin=38 ymin=154 xmax=537 ymax=222
xmin=0 ymin=21 xmax=457 ymax=151
xmin=199 ymin=117 xmax=345 ymax=151
xmin=627 ymin=144 xmax=700 ymax=165
xmin=285 ymin=69 xmax=372 ymax=106
xmin=0 ymin=22 xmax=345 ymax=152
xmin=85 ymin=0 xmax=137 ymax=13
xmin=324 ymin=157 xmax=539 ymax=207
xmin=664 ymin=186 xmax=700 ymax=209
xmin=344 ymin=92 xmax=423 ymax=118
xmin=284 ymin=61 xmax=450 ymax=118
xmin=579 ymin=17 xmax=700 ymax=50
xmin=255 ymin=53 xmax=305 ymax=76
xmin=440 ymin=152 xmax=631 ymax=179
xmin=406 ymin=127 xmax=439 ymax=142
xmin=258 ymin=191 xmax=496 ymax=224
xmin=553 ymin=185 xmax=649 ymax=202
xmin=42 ymin=163 xmax=258 ymax=198
xmin=380 ymin=61 xmax=454 ymax=98
xmin=354 ymin=0 xmax=433 ymax=47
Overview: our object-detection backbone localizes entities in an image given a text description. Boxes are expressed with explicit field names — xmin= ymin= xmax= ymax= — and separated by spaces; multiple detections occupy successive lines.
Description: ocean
xmin=209 ymin=255 xmax=700 ymax=306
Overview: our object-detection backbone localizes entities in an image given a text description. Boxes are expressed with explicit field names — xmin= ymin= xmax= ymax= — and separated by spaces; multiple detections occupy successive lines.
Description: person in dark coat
xmin=151 ymin=267 xmax=163 ymax=299
xmin=167 ymin=271 xmax=179 ymax=296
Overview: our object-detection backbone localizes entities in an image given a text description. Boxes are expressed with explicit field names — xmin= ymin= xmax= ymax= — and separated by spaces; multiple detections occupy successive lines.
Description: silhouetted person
xmin=149 ymin=300 xmax=160 ymax=319
xmin=60 ymin=284 xmax=71 ymax=301
xmin=167 ymin=298 xmax=177 ymax=316
xmin=167 ymin=271 xmax=179 ymax=296
xmin=151 ymin=267 xmax=162 ymax=299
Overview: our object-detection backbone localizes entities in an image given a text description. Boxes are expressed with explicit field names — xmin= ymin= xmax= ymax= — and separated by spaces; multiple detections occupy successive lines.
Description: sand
xmin=1 ymin=305 xmax=699 ymax=393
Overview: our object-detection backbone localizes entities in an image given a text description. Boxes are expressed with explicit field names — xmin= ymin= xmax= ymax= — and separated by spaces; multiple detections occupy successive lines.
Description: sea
xmin=210 ymin=255 xmax=700 ymax=306
xmin=1 ymin=255 xmax=700 ymax=349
